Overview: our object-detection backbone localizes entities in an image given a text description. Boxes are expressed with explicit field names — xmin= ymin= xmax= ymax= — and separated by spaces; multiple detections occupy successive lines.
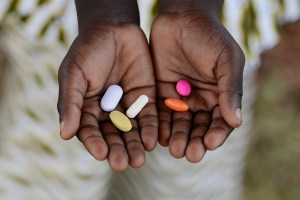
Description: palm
xmin=150 ymin=12 xmax=245 ymax=162
xmin=58 ymin=24 xmax=158 ymax=171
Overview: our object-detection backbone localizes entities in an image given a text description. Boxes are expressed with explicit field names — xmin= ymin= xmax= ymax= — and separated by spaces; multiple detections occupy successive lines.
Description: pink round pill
xmin=176 ymin=80 xmax=191 ymax=96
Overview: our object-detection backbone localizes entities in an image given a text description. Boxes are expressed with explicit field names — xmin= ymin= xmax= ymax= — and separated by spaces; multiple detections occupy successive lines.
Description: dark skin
xmin=151 ymin=0 xmax=245 ymax=162
xmin=57 ymin=0 xmax=158 ymax=171
xmin=58 ymin=0 xmax=245 ymax=170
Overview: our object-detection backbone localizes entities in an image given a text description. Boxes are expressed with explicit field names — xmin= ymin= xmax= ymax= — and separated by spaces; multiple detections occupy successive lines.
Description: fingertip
xmin=126 ymin=140 xmax=145 ymax=168
xmin=220 ymin=107 xmax=242 ymax=128
xmin=59 ymin=110 xmax=81 ymax=140
xmin=60 ymin=121 xmax=64 ymax=133
xmin=185 ymin=139 xmax=206 ymax=163
xmin=144 ymin=140 xmax=157 ymax=152
xmin=141 ymin=126 xmax=158 ymax=151
xmin=108 ymin=146 xmax=129 ymax=171
xmin=111 ymin=161 xmax=128 ymax=172
xmin=60 ymin=121 xmax=69 ymax=140
xmin=129 ymin=151 xmax=145 ymax=168
xmin=86 ymin=138 xmax=108 ymax=161
xmin=93 ymin=149 xmax=108 ymax=161
xmin=169 ymin=135 xmax=187 ymax=158
xmin=219 ymin=92 xmax=243 ymax=128
xmin=204 ymin=137 xmax=219 ymax=151
xmin=60 ymin=123 xmax=78 ymax=140
xmin=109 ymin=159 xmax=128 ymax=172
xmin=204 ymin=130 xmax=226 ymax=150
xmin=235 ymin=108 xmax=242 ymax=126
xmin=158 ymin=124 xmax=171 ymax=147
xmin=60 ymin=132 xmax=74 ymax=140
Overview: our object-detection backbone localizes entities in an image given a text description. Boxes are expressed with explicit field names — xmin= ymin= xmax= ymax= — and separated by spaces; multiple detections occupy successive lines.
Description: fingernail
xmin=60 ymin=122 xmax=64 ymax=133
xmin=235 ymin=108 xmax=242 ymax=124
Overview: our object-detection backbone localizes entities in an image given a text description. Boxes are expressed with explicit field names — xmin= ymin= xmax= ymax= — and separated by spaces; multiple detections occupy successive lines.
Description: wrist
xmin=159 ymin=0 xmax=223 ymax=17
xmin=75 ymin=0 xmax=140 ymax=33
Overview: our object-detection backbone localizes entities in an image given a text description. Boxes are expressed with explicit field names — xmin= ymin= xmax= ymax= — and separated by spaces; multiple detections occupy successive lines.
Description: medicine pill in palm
xmin=109 ymin=110 xmax=132 ymax=132
xmin=126 ymin=95 xmax=149 ymax=118
xmin=100 ymin=85 xmax=123 ymax=112
xmin=165 ymin=98 xmax=189 ymax=112
xmin=176 ymin=80 xmax=191 ymax=96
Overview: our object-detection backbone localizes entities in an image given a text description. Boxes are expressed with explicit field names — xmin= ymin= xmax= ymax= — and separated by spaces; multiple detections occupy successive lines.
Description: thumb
xmin=57 ymin=55 xmax=87 ymax=140
xmin=216 ymin=43 xmax=245 ymax=128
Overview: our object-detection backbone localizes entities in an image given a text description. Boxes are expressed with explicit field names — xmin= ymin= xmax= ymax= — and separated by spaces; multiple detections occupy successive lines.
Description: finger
xmin=156 ymin=81 xmax=180 ymax=147
xmin=77 ymin=111 xmax=108 ymax=161
xmin=169 ymin=111 xmax=192 ymax=158
xmin=122 ymin=87 xmax=158 ymax=152
xmin=204 ymin=106 xmax=234 ymax=150
xmin=185 ymin=111 xmax=211 ymax=163
xmin=100 ymin=119 xmax=128 ymax=171
xmin=137 ymin=102 xmax=158 ymax=151
xmin=157 ymin=99 xmax=172 ymax=147
xmin=57 ymin=56 xmax=87 ymax=140
xmin=216 ymin=43 xmax=245 ymax=128
xmin=118 ymin=31 xmax=159 ymax=151
xmin=122 ymin=120 xmax=145 ymax=168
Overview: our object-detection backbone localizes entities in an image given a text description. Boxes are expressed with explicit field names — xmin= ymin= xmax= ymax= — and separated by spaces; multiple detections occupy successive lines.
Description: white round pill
xmin=126 ymin=95 xmax=149 ymax=118
xmin=100 ymin=85 xmax=123 ymax=112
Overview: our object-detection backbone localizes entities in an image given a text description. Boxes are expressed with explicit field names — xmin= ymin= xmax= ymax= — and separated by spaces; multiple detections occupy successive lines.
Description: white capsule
xmin=126 ymin=95 xmax=149 ymax=118
xmin=100 ymin=85 xmax=123 ymax=112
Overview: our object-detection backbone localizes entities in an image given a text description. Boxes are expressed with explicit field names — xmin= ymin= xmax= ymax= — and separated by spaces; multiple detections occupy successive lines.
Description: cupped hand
xmin=57 ymin=24 xmax=158 ymax=171
xmin=150 ymin=10 xmax=245 ymax=163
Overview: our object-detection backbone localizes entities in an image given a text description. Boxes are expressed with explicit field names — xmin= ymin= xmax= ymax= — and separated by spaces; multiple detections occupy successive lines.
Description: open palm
xmin=150 ymin=11 xmax=245 ymax=163
xmin=58 ymin=24 xmax=158 ymax=171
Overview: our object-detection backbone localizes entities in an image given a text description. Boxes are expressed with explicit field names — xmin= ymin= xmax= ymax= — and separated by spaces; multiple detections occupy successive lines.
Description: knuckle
xmin=58 ymin=48 xmax=86 ymax=81
xmin=234 ymin=83 xmax=243 ymax=97
xmin=60 ymin=59 xmax=80 ymax=77
xmin=238 ymin=48 xmax=246 ymax=66
xmin=221 ymin=42 xmax=246 ymax=70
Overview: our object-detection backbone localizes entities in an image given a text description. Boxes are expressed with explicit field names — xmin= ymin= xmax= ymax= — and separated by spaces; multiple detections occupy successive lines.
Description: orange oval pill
xmin=164 ymin=98 xmax=189 ymax=112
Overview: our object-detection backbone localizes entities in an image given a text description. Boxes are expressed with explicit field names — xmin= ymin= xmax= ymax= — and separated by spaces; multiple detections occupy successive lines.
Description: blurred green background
xmin=243 ymin=20 xmax=300 ymax=200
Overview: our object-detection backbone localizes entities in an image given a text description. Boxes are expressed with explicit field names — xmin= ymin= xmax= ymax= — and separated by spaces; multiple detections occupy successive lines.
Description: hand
xmin=57 ymin=24 xmax=158 ymax=171
xmin=150 ymin=0 xmax=245 ymax=163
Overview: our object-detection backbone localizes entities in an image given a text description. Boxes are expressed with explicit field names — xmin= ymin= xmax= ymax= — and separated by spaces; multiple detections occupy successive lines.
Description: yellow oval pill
xmin=109 ymin=111 xmax=132 ymax=132
xmin=164 ymin=98 xmax=189 ymax=112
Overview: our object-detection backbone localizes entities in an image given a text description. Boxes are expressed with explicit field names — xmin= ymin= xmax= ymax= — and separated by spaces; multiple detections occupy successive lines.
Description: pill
xmin=109 ymin=110 xmax=132 ymax=132
xmin=100 ymin=85 xmax=123 ymax=112
xmin=126 ymin=95 xmax=149 ymax=118
xmin=164 ymin=98 xmax=189 ymax=112
xmin=176 ymin=80 xmax=191 ymax=96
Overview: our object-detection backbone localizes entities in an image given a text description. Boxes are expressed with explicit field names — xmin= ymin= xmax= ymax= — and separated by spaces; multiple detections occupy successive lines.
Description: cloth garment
xmin=0 ymin=0 xmax=299 ymax=199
